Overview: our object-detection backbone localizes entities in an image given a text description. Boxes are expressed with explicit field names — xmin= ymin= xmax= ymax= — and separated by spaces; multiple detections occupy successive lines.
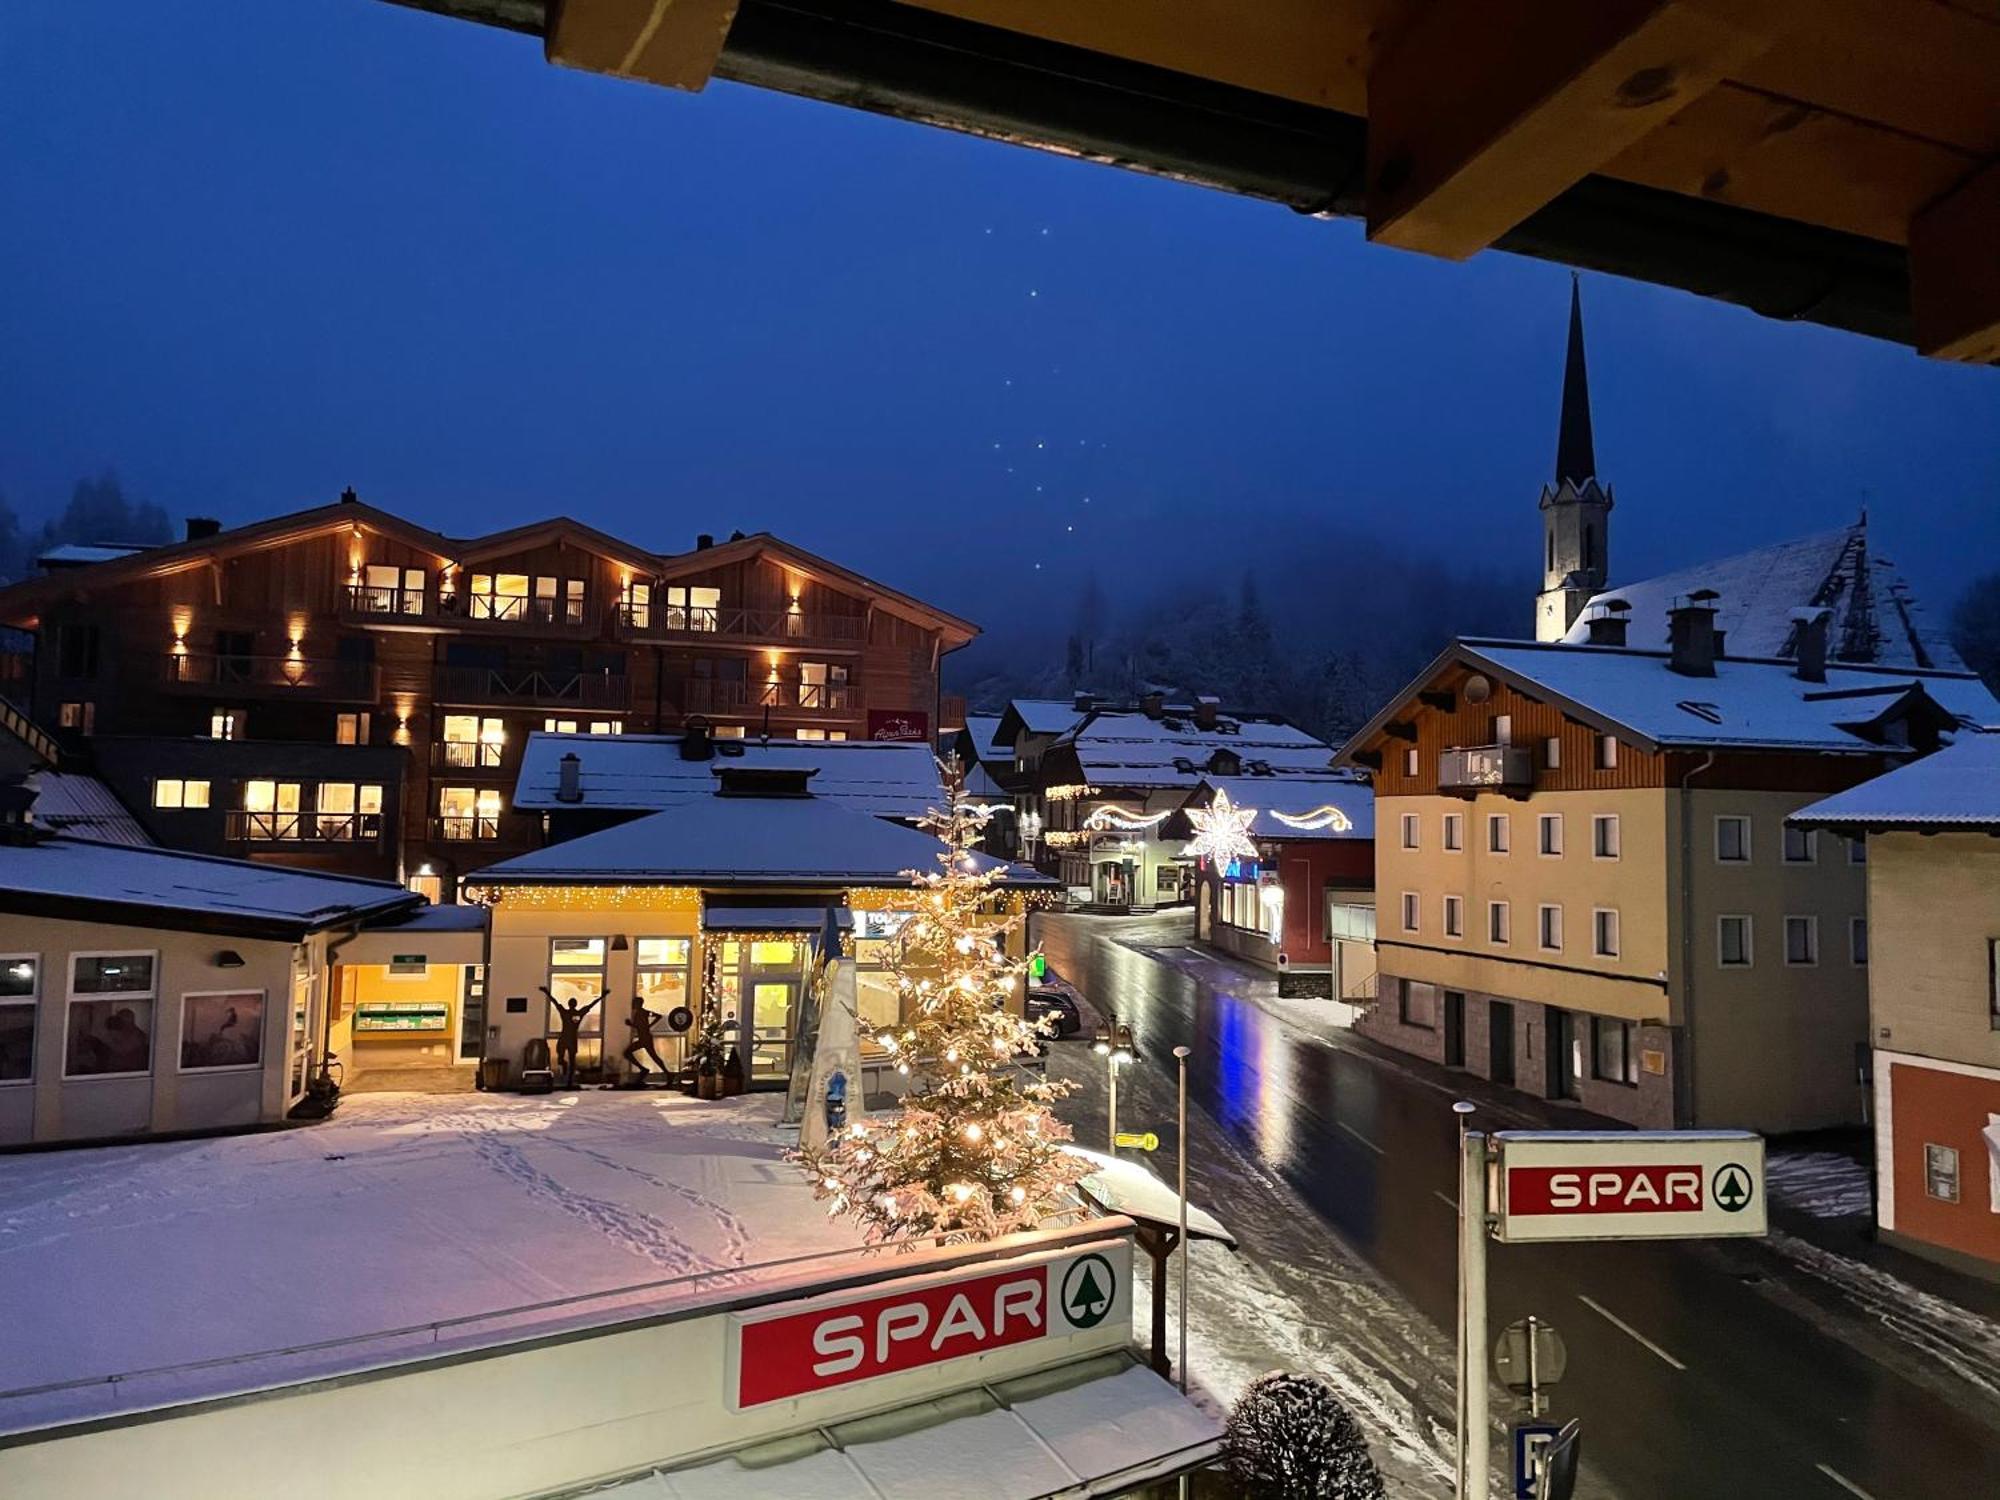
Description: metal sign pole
xmin=1174 ymin=1044 xmax=1191 ymax=1395
xmin=1455 ymin=1105 xmax=1490 ymax=1500
xmin=1108 ymin=1051 xmax=1119 ymax=1154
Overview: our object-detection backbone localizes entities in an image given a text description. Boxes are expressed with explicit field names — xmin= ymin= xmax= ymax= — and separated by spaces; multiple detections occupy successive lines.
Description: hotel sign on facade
xmin=728 ymin=1240 xmax=1131 ymax=1408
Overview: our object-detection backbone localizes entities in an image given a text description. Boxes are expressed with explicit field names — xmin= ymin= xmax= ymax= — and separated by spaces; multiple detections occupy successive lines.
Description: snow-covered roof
xmin=0 ymin=835 xmax=420 ymax=936
xmin=26 ymin=771 xmax=152 ymax=848
xmin=1424 ymin=639 xmax=1998 ymax=755
xmin=36 ymin=541 xmax=154 ymax=568
xmin=962 ymin=760 xmax=1011 ymax=802
xmin=1195 ymin=773 xmax=1375 ymax=842
xmin=512 ymin=733 xmax=945 ymax=820
xmin=1060 ymin=711 xmax=1334 ymax=790
xmin=1068 ymin=1148 xmax=1237 ymax=1246
xmin=1004 ymin=699 xmax=1090 ymax=736
xmin=1793 ymin=731 xmax=2000 ymax=830
xmin=475 ymin=792 xmax=1054 ymax=889
xmin=1563 ymin=523 xmax=1964 ymax=673
xmin=962 ymin=713 xmax=1006 ymax=755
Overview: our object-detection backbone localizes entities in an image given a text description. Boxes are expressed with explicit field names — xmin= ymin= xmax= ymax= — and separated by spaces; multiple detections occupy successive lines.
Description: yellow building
xmin=1338 ymin=608 xmax=1997 ymax=1132
xmin=466 ymin=765 xmax=1054 ymax=1088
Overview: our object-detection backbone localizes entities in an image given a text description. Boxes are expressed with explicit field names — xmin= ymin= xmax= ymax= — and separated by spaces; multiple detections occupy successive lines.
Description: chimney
xmin=1791 ymin=606 xmax=1832 ymax=683
xmin=1584 ymin=597 xmax=1630 ymax=647
xmin=555 ymin=752 xmax=583 ymax=804
xmin=695 ymin=533 xmax=714 ymax=551
xmin=1667 ymin=590 xmax=1720 ymax=678
xmin=679 ymin=717 xmax=715 ymax=761
xmin=1140 ymin=691 xmax=1165 ymax=719
xmin=1194 ymin=694 xmax=1220 ymax=730
xmin=184 ymin=516 xmax=221 ymax=542
xmin=1072 ymin=691 xmax=1096 ymax=713
xmin=339 ymin=486 xmax=358 ymax=505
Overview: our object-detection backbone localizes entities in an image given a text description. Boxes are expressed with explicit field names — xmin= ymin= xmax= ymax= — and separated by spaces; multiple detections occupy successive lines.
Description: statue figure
xmin=541 ymin=987 xmax=601 ymax=1089
xmin=622 ymin=995 xmax=672 ymax=1082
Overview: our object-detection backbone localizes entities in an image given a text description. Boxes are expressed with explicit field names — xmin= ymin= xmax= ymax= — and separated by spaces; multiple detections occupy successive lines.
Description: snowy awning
xmin=589 ymin=1356 xmax=1222 ymax=1500
xmin=1067 ymin=1149 xmax=1238 ymax=1248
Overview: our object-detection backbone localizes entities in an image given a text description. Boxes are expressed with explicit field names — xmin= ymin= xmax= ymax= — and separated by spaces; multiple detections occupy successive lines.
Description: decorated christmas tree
xmin=798 ymin=762 xmax=1087 ymax=1244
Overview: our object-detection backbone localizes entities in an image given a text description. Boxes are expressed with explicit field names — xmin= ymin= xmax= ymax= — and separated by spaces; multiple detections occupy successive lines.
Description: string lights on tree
xmin=797 ymin=758 xmax=1087 ymax=1244
xmin=1183 ymin=786 xmax=1261 ymax=865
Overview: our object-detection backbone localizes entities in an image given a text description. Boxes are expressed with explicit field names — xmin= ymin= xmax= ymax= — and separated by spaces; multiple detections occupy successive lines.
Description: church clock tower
xmin=1536 ymin=276 xmax=1614 ymax=641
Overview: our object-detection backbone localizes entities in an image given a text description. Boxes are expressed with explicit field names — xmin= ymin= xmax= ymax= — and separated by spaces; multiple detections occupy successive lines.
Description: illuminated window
xmin=438 ymin=786 xmax=502 ymax=839
xmin=65 ymin=952 xmax=156 ymax=1079
xmin=666 ymin=585 xmax=722 ymax=631
xmin=620 ymin=579 xmax=652 ymax=629
xmin=59 ymin=701 xmax=95 ymax=734
xmin=795 ymin=728 xmax=827 ymax=741
xmin=0 ymin=955 xmax=40 ymax=1083
xmin=210 ymin=708 xmax=245 ymax=741
xmin=153 ymin=778 xmax=211 ymax=810
xmin=713 ymin=724 xmax=746 ymax=739
xmin=443 ymin=715 xmax=507 ymax=767
xmin=545 ymin=938 xmax=607 ymax=1066
xmin=241 ymin=780 xmax=302 ymax=840
xmin=336 ymin=711 xmax=371 ymax=745
xmin=829 ymin=730 xmax=847 ymax=742
xmin=468 ymin=573 xmax=529 ymax=621
xmin=315 ymin=783 xmax=383 ymax=839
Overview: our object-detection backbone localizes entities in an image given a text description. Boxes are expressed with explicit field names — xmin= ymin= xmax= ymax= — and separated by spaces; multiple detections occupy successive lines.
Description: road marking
xmin=1432 ymin=1189 xmax=1459 ymax=1212
xmin=1337 ymin=1121 xmax=1385 ymax=1156
xmin=1576 ymin=1294 xmax=1687 ymax=1371
xmin=1815 ymin=1464 xmax=1876 ymax=1499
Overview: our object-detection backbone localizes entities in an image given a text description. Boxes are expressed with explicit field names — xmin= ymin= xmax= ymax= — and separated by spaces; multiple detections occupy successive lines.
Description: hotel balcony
xmin=675 ymin=679 xmax=855 ymax=715
xmin=615 ymin=603 xmax=864 ymax=647
xmin=340 ymin=585 xmax=598 ymax=637
xmin=436 ymin=666 xmax=629 ymax=710
xmin=163 ymin=652 xmax=380 ymax=703
xmin=1437 ymin=744 xmax=1535 ymax=796
xmin=430 ymin=739 xmax=510 ymax=772
xmin=224 ymin=810 xmax=386 ymax=845
xmin=428 ymin=811 xmax=537 ymax=845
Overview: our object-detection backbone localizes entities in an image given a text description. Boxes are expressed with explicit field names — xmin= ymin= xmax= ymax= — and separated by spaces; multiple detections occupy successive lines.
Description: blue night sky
xmin=4 ymin=0 xmax=1998 ymax=642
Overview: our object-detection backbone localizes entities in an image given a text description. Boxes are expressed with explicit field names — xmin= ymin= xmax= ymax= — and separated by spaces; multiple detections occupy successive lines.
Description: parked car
xmin=1025 ymin=985 xmax=1082 ymax=1038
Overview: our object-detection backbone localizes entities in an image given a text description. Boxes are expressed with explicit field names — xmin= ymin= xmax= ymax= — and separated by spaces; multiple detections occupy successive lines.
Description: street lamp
xmin=1093 ymin=1021 xmax=1136 ymax=1152
xmin=1173 ymin=1043 xmax=1191 ymax=1396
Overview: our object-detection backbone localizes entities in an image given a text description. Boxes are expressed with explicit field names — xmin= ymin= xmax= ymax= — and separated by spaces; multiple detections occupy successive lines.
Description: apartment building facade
xmin=1337 ymin=606 xmax=1997 ymax=1132
xmin=0 ymin=495 xmax=974 ymax=899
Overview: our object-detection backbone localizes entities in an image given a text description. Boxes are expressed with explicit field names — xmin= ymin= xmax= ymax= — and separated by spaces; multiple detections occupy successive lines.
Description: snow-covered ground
xmin=0 ymin=1090 xmax=861 ymax=1431
xmin=1766 ymin=1149 xmax=1872 ymax=1219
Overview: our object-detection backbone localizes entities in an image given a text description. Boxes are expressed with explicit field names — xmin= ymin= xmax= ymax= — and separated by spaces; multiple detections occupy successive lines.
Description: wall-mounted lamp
xmin=214 ymin=950 xmax=246 ymax=970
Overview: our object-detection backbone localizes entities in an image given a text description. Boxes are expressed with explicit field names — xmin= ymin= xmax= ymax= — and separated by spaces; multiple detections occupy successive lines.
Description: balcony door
xmin=243 ymin=779 xmax=302 ymax=841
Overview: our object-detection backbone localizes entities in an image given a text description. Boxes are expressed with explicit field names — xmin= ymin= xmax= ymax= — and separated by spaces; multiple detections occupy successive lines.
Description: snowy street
xmin=1036 ymin=911 xmax=2000 ymax=1500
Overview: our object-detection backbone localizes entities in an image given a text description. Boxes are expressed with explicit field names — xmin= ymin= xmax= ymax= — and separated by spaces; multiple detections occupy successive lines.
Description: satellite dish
xmin=1464 ymin=674 xmax=1493 ymax=704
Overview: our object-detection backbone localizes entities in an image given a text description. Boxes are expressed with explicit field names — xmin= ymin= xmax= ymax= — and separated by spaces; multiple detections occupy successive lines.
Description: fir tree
xmin=1224 ymin=1372 xmax=1386 ymax=1500
xmin=797 ymin=761 xmax=1087 ymax=1244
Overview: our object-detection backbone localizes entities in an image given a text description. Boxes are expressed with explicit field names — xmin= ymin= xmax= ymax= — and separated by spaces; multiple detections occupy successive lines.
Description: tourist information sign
xmin=1490 ymin=1130 xmax=1766 ymax=1243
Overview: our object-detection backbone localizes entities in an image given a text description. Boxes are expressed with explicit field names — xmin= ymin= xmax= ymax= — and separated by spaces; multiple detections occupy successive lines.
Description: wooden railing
xmin=225 ymin=811 xmax=385 ymax=844
xmin=436 ymin=667 xmax=629 ymax=709
xmin=617 ymin=603 xmax=864 ymax=643
xmin=164 ymin=653 xmax=380 ymax=701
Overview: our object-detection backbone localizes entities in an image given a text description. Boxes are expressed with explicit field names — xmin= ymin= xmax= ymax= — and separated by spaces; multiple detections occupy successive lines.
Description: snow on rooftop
xmin=25 ymin=770 xmax=152 ymax=848
xmin=1459 ymin=640 xmax=2000 ymax=753
xmin=1794 ymin=730 xmax=2000 ymax=829
xmin=476 ymin=792 xmax=1051 ymax=888
xmin=1002 ymin=699 xmax=1090 ymax=736
xmin=35 ymin=541 xmax=154 ymax=568
xmin=0 ymin=835 xmax=417 ymax=930
xmin=961 ymin=713 xmax=1006 ymax=755
xmin=513 ymin=733 xmax=944 ymax=819
xmin=1197 ymin=773 xmax=1375 ymax=841
xmin=1061 ymin=711 xmax=1334 ymax=789
xmin=1563 ymin=524 xmax=1964 ymax=673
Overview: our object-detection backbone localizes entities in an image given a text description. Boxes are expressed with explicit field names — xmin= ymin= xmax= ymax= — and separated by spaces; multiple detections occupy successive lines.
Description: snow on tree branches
xmin=1223 ymin=1371 xmax=1386 ymax=1500
xmin=797 ymin=760 xmax=1086 ymax=1245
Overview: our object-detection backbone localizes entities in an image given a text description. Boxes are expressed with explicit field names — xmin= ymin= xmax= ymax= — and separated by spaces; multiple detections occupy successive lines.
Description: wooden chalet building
xmin=0 ymin=493 xmax=974 ymax=900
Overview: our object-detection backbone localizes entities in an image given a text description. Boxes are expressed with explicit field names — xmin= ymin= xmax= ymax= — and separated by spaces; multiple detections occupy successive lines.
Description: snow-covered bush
xmin=1223 ymin=1371 xmax=1385 ymax=1500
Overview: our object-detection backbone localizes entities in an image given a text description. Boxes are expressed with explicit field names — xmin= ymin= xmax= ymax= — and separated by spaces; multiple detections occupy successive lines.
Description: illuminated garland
xmin=1044 ymin=784 xmax=1099 ymax=802
xmin=1042 ymin=830 xmax=1091 ymax=848
xmin=1268 ymin=805 xmax=1355 ymax=833
xmin=1083 ymin=806 xmax=1170 ymax=832
xmin=468 ymin=884 xmax=701 ymax=912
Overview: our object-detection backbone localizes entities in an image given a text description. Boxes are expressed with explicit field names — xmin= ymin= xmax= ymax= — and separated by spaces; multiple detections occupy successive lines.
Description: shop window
xmin=1401 ymin=891 xmax=1420 ymax=933
xmin=1593 ymin=1018 xmax=1637 ymax=1086
xmin=210 ymin=708 xmax=245 ymax=740
xmin=66 ymin=952 xmax=156 ymax=1078
xmin=1538 ymin=904 xmax=1563 ymax=952
xmin=336 ymin=711 xmax=372 ymax=745
xmin=1925 ymin=1144 xmax=1960 ymax=1203
xmin=179 ymin=990 xmax=265 ymax=1070
xmin=1593 ymin=814 xmax=1620 ymax=859
xmin=1538 ymin=813 xmax=1563 ymax=856
xmin=1398 ymin=979 xmax=1436 ymax=1030
xmin=636 ymin=937 xmax=693 ymax=1014
xmin=546 ymin=938 xmax=608 ymax=1064
xmin=666 ymin=585 xmax=722 ymax=631
xmin=1488 ymin=901 xmax=1510 ymax=945
xmin=1594 ymin=908 xmax=1621 ymax=958
xmin=1400 ymin=813 xmax=1420 ymax=850
xmin=1488 ymin=814 xmax=1510 ymax=854
xmin=1715 ymin=815 xmax=1751 ymax=863
xmin=1443 ymin=814 xmax=1464 ymax=852
xmin=1443 ymin=895 xmax=1464 ymax=939
xmin=153 ymin=777 xmax=210 ymax=810
xmin=1784 ymin=916 xmax=1819 ymax=966
xmin=1784 ymin=826 xmax=1816 ymax=864
xmin=1718 ymin=915 xmax=1753 ymax=967
xmin=0 ymin=955 xmax=38 ymax=1083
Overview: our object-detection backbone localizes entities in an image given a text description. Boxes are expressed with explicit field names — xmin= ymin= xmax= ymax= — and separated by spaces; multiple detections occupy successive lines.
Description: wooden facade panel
xmin=1604 ymin=81 xmax=1980 ymax=245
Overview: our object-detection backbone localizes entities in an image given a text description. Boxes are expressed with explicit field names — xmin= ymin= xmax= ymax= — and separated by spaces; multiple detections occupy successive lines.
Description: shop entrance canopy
xmin=387 ymin=0 xmax=2000 ymax=364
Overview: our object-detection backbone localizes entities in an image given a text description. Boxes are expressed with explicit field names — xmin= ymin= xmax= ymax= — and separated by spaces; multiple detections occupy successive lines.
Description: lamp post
xmin=1093 ymin=1021 xmax=1135 ymax=1152
xmin=1173 ymin=1043 xmax=1191 ymax=1395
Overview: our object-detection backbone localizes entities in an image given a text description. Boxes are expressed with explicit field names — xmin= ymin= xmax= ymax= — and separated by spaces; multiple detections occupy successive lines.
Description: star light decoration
xmin=1184 ymin=787 xmax=1261 ymax=865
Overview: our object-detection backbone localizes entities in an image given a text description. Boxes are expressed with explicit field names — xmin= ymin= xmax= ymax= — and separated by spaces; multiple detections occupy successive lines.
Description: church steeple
xmin=1536 ymin=275 xmax=1614 ymax=642
xmin=1556 ymin=273 xmax=1596 ymax=487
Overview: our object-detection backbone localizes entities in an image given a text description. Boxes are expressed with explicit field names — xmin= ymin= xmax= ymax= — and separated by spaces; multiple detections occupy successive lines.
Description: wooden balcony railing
xmin=341 ymin=585 xmax=596 ymax=634
xmin=431 ymin=740 xmax=508 ymax=771
xmin=673 ymin=679 xmax=855 ymax=714
xmin=225 ymin=810 xmax=385 ymax=845
xmin=164 ymin=653 xmax=380 ymax=702
xmin=436 ymin=666 xmax=629 ymax=709
xmin=617 ymin=603 xmax=864 ymax=644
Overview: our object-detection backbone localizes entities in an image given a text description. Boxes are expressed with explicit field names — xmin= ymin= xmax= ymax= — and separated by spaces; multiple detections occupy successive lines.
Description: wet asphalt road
xmin=1036 ymin=914 xmax=2000 ymax=1500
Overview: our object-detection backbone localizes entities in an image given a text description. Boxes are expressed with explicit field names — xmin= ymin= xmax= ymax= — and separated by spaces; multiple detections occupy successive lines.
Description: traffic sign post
xmin=1114 ymin=1130 xmax=1160 ymax=1152
xmin=1511 ymin=1422 xmax=1561 ymax=1500
xmin=1456 ymin=1127 xmax=1767 ymax=1499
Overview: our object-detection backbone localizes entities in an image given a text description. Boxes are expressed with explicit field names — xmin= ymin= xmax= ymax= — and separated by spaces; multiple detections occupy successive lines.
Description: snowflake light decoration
xmin=1184 ymin=787 xmax=1260 ymax=864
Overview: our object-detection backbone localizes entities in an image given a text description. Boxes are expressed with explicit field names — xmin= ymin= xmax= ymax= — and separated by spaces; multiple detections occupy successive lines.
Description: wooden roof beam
xmin=1910 ymin=162 xmax=2000 ymax=365
xmin=547 ymin=0 xmax=743 ymax=91
xmin=1366 ymin=0 xmax=1776 ymax=260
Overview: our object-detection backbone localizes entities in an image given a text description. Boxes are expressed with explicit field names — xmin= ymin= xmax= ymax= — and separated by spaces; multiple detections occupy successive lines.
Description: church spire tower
xmin=1536 ymin=275 xmax=1615 ymax=642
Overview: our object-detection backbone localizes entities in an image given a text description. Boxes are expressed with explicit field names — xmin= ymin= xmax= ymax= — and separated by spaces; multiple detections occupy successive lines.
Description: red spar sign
xmin=1491 ymin=1130 xmax=1766 ymax=1243
xmin=727 ymin=1241 xmax=1129 ymax=1409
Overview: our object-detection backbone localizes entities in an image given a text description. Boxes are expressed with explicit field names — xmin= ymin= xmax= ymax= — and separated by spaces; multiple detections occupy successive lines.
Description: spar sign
xmin=727 ymin=1241 xmax=1131 ymax=1409
xmin=1491 ymin=1130 xmax=1766 ymax=1243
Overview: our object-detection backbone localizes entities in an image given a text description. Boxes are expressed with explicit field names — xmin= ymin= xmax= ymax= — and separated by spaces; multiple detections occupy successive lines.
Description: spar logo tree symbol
xmin=1713 ymin=1162 xmax=1754 ymax=1213
xmin=1061 ymin=1253 xmax=1115 ymax=1328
